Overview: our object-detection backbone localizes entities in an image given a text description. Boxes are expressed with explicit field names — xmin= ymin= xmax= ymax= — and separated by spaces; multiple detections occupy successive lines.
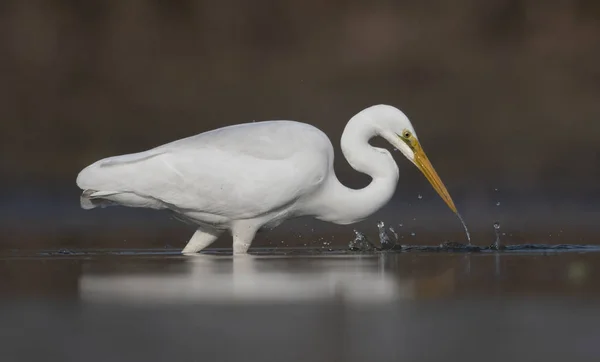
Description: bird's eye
xmin=403 ymin=131 xmax=411 ymax=138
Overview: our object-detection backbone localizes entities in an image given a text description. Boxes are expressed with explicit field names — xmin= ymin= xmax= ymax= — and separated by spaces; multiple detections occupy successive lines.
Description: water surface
xmin=1 ymin=248 xmax=600 ymax=361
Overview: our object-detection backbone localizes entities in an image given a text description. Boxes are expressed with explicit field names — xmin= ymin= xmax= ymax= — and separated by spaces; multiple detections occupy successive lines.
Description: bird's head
xmin=366 ymin=104 xmax=458 ymax=214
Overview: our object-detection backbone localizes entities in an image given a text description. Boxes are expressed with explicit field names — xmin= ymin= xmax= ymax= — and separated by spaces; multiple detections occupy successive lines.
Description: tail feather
xmin=76 ymin=150 xmax=163 ymax=191
xmin=79 ymin=189 xmax=164 ymax=210
xmin=80 ymin=189 xmax=117 ymax=210
xmin=76 ymin=150 xmax=166 ymax=210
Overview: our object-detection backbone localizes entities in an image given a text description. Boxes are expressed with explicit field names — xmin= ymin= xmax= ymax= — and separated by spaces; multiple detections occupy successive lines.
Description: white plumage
xmin=77 ymin=104 xmax=458 ymax=254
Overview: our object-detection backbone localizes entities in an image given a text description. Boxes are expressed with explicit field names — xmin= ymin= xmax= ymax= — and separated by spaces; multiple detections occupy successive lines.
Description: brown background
xmin=1 ymin=0 xmax=599 ymax=249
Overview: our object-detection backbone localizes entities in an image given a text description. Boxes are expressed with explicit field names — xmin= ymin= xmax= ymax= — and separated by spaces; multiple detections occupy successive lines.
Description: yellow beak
xmin=412 ymin=141 xmax=457 ymax=214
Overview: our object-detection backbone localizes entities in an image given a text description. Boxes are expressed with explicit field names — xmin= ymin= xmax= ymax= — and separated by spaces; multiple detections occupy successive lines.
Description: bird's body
xmin=77 ymin=105 xmax=458 ymax=254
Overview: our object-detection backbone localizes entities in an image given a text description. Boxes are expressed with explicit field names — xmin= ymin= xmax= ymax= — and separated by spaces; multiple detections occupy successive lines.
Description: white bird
xmin=76 ymin=104 xmax=459 ymax=254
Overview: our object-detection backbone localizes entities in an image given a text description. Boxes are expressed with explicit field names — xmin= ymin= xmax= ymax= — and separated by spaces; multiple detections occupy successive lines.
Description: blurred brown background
xmin=1 ymin=0 xmax=599 ymax=249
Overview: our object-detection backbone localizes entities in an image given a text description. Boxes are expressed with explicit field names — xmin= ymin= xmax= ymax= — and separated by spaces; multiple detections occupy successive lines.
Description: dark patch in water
xmin=396 ymin=241 xmax=482 ymax=252
xmin=347 ymin=227 xmax=600 ymax=253
xmin=3 ymin=247 xmax=350 ymax=259
xmin=31 ymin=249 xmax=184 ymax=258
xmin=3 ymin=243 xmax=600 ymax=259
xmin=348 ymin=241 xmax=600 ymax=253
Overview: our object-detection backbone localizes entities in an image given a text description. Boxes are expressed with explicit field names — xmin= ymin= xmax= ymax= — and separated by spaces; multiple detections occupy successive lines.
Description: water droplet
xmin=410 ymin=232 xmax=416 ymax=237
xmin=388 ymin=227 xmax=398 ymax=241
xmin=456 ymin=212 xmax=471 ymax=245
xmin=377 ymin=221 xmax=395 ymax=250
xmin=417 ymin=194 xmax=422 ymax=199
xmin=492 ymin=221 xmax=501 ymax=249
xmin=412 ymin=217 xmax=416 ymax=221
xmin=496 ymin=202 xmax=501 ymax=206
xmin=494 ymin=188 xmax=499 ymax=192
xmin=349 ymin=230 xmax=375 ymax=251
xmin=398 ymin=223 xmax=403 ymax=227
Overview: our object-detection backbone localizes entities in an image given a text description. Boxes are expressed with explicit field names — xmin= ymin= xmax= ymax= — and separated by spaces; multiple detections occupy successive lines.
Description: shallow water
xmin=1 ymin=247 xmax=600 ymax=362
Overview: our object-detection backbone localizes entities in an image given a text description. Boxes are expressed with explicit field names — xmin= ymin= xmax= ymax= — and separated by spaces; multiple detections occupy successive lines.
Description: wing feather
xmin=77 ymin=120 xmax=332 ymax=220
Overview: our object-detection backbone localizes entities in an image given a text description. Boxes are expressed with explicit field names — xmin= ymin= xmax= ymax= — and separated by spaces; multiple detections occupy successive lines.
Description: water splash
xmin=377 ymin=221 xmax=394 ymax=250
xmin=492 ymin=221 xmax=502 ymax=250
xmin=348 ymin=230 xmax=375 ymax=252
xmin=417 ymin=194 xmax=422 ymax=199
xmin=456 ymin=212 xmax=471 ymax=245
xmin=388 ymin=227 xmax=398 ymax=241
xmin=494 ymin=188 xmax=501 ymax=207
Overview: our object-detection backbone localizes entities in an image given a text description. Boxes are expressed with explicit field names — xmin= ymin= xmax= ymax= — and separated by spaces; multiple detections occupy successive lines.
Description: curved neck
xmin=313 ymin=114 xmax=399 ymax=225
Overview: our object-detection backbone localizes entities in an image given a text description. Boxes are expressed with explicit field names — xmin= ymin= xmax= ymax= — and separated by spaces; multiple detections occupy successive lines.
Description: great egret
xmin=77 ymin=104 xmax=461 ymax=254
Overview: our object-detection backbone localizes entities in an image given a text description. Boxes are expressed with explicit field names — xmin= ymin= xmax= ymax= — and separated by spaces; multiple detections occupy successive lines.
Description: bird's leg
xmin=231 ymin=222 xmax=260 ymax=254
xmin=181 ymin=228 xmax=222 ymax=255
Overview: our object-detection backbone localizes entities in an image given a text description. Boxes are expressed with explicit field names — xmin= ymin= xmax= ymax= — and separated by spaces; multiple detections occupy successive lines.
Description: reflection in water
xmin=2 ymin=251 xmax=600 ymax=362
xmin=79 ymin=254 xmax=442 ymax=304
xmin=73 ymin=250 xmax=599 ymax=303
xmin=1 ymin=250 xmax=599 ymax=301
